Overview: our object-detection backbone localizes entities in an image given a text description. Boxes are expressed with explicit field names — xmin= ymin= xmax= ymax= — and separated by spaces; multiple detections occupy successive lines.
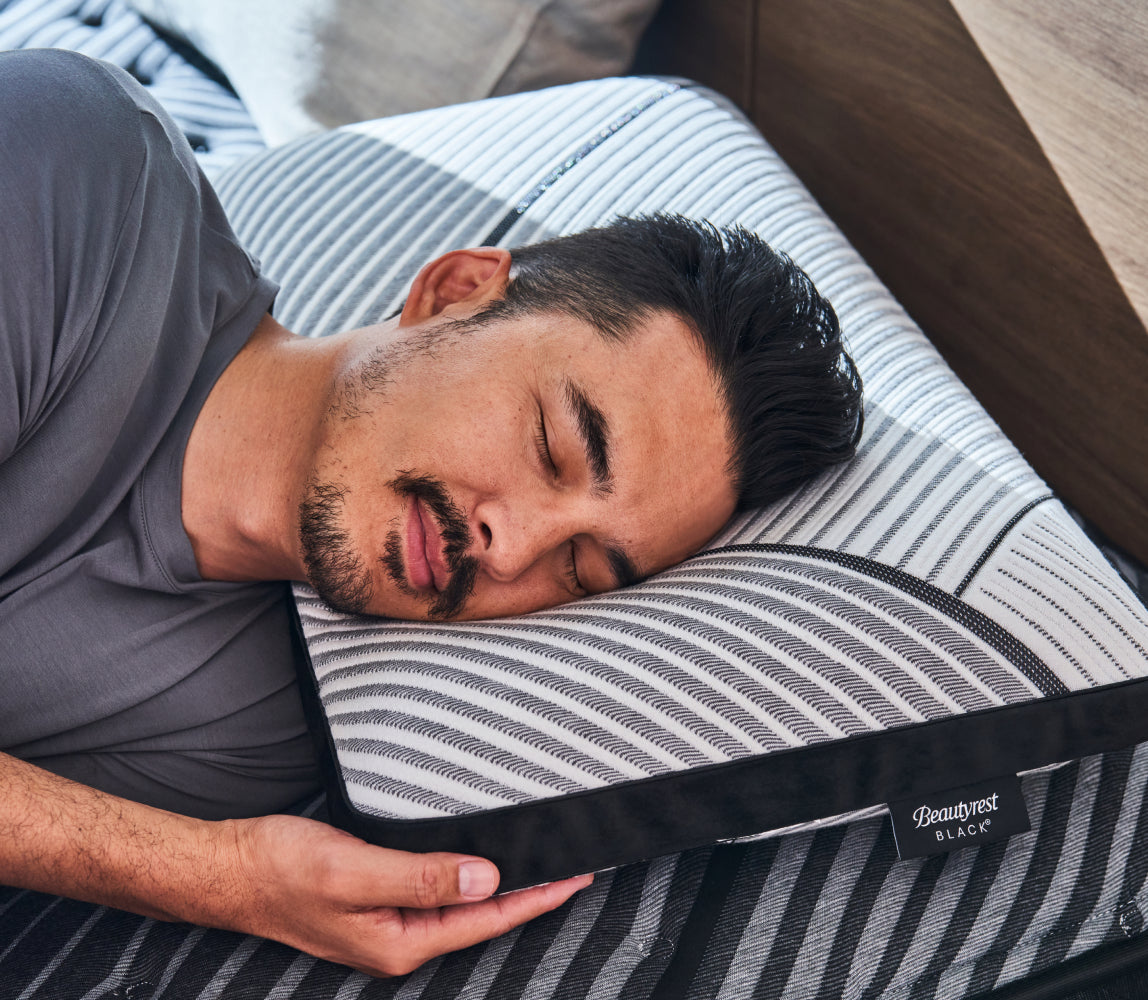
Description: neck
xmin=181 ymin=313 xmax=337 ymax=583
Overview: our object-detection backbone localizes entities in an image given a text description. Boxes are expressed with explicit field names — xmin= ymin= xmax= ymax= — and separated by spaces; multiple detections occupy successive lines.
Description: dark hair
xmin=478 ymin=214 xmax=863 ymax=511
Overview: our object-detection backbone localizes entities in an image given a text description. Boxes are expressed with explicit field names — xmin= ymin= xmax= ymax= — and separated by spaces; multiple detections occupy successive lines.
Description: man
xmin=0 ymin=50 xmax=863 ymax=977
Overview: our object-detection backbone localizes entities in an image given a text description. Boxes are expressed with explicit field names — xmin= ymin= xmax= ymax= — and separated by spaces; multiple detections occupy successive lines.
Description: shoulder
xmin=0 ymin=50 xmax=216 ymax=463
xmin=0 ymin=49 xmax=150 ymax=169
xmin=0 ymin=51 xmax=162 ymax=271
xmin=0 ymin=48 xmax=209 ymax=204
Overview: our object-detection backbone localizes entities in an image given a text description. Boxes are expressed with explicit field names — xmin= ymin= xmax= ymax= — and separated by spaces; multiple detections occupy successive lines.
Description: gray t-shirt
xmin=0 ymin=50 xmax=319 ymax=819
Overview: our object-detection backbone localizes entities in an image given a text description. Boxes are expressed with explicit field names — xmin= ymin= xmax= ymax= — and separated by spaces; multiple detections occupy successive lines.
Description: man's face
xmin=299 ymin=306 xmax=737 ymax=621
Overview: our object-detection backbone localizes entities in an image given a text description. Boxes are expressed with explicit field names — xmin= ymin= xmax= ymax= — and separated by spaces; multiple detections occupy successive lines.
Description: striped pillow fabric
xmin=0 ymin=0 xmax=264 ymax=179
xmin=215 ymin=77 xmax=1148 ymax=890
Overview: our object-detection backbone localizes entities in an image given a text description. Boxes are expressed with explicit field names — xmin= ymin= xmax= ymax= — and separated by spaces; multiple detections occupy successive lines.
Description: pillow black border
xmin=288 ymin=563 xmax=1148 ymax=892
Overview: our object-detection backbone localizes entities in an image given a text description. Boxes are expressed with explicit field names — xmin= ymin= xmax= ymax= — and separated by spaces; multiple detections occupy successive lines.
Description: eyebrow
xmin=560 ymin=378 xmax=644 ymax=590
xmin=562 ymin=378 xmax=614 ymax=497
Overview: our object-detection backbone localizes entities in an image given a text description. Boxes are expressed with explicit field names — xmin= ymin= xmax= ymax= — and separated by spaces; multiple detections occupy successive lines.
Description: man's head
xmin=298 ymin=214 xmax=862 ymax=621
xmin=478 ymin=215 xmax=864 ymax=511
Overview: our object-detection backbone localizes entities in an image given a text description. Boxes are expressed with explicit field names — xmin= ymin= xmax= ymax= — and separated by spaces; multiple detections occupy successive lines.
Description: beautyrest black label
xmin=888 ymin=775 xmax=1030 ymax=860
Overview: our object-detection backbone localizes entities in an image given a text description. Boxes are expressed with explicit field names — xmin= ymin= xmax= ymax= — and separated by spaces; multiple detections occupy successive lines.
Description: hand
xmin=0 ymin=754 xmax=586 ymax=978
xmin=218 ymin=813 xmax=592 ymax=978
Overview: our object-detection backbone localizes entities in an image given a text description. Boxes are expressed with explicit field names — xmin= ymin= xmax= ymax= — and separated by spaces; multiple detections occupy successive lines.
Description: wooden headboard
xmin=636 ymin=0 xmax=1148 ymax=566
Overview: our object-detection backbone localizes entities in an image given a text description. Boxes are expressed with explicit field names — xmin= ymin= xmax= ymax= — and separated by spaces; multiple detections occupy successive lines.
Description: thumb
xmin=346 ymin=848 xmax=501 ymax=909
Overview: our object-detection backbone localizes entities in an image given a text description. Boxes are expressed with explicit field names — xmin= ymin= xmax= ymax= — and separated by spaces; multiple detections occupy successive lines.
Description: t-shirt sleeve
xmin=0 ymin=49 xmax=150 ymax=463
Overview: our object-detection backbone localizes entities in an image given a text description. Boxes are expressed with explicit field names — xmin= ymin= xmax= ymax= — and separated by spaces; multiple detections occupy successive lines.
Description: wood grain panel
xmin=748 ymin=0 xmax=1148 ymax=564
xmin=953 ymin=0 xmax=1148 ymax=333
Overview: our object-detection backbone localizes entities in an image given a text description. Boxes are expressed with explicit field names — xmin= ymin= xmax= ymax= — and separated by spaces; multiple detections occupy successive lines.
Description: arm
xmin=0 ymin=752 xmax=590 ymax=977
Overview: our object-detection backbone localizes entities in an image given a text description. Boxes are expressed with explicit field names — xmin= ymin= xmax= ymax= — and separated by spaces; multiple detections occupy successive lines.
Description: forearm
xmin=0 ymin=751 xmax=591 ymax=977
xmin=0 ymin=751 xmax=237 ymax=925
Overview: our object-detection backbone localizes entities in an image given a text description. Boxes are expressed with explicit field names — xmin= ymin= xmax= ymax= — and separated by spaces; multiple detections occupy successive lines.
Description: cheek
xmin=452 ymin=398 xmax=532 ymax=472
xmin=365 ymin=407 xmax=529 ymax=524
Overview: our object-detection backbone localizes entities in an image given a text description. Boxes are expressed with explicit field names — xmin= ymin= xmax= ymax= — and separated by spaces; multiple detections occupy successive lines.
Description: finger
xmin=402 ymin=873 xmax=595 ymax=959
xmin=338 ymin=876 xmax=595 ymax=979
xmin=335 ymin=846 xmax=502 ymax=909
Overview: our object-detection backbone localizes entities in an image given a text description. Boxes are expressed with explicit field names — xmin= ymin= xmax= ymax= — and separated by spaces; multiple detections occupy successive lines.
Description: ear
xmin=399 ymin=247 xmax=512 ymax=326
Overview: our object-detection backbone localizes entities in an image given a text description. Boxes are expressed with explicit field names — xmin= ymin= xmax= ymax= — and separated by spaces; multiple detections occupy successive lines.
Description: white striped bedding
xmin=0 ymin=0 xmax=262 ymax=178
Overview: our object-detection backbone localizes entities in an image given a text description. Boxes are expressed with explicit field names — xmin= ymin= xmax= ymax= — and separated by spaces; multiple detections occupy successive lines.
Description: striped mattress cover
xmin=205 ymin=76 xmax=1148 ymax=891
xmin=3 ymin=735 xmax=1148 ymax=998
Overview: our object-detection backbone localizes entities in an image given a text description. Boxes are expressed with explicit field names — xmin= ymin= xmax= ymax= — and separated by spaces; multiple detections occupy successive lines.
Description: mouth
xmin=406 ymin=496 xmax=449 ymax=593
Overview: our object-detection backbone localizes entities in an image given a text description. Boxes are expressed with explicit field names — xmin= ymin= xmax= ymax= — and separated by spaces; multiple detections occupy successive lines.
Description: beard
xmin=298 ymin=472 xmax=479 ymax=620
xmin=297 ymin=480 xmax=374 ymax=615
xmin=300 ymin=318 xmax=483 ymax=619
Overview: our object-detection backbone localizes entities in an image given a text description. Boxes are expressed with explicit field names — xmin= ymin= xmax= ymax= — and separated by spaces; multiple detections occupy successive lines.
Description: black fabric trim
xmin=289 ymin=603 xmax=1148 ymax=892
xmin=481 ymin=84 xmax=681 ymax=247
xmin=700 ymin=543 xmax=1066 ymax=696
xmin=955 ymin=494 xmax=1057 ymax=597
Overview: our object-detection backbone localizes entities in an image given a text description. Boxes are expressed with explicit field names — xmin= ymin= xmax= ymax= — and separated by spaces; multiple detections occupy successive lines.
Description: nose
xmin=472 ymin=493 xmax=586 ymax=583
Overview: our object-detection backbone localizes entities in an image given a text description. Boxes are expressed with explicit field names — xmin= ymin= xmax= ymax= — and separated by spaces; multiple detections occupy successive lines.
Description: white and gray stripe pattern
xmin=0 ymin=0 xmax=264 ymax=178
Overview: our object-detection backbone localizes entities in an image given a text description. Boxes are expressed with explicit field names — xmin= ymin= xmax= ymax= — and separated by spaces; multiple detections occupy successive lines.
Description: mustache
xmin=385 ymin=471 xmax=479 ymax=620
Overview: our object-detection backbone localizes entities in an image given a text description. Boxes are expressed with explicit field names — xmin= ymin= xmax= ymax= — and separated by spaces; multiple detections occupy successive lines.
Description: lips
xmin=407 ymin=497 xmax=449 ymax=593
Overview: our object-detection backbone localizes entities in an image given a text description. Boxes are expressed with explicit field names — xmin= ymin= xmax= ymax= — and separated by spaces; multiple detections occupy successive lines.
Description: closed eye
xmin=535 ymin=407 xmax=558 ymax=476
xmin=563 ymin=540 xmax=584 ymax=596
xmin=538 ymin=411 xmax=583 ymax=594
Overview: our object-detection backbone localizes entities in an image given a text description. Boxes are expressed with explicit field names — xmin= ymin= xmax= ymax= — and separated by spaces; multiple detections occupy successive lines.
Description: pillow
xmin=213 ymin=77 xmax=1148 ymax=891
xmin=124 ymin=0 xmax=661 ymax=145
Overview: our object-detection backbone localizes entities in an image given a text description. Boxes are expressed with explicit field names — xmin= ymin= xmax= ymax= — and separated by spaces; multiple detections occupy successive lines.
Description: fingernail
xmin=458 ymin=860 xmax=498 ymax=900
